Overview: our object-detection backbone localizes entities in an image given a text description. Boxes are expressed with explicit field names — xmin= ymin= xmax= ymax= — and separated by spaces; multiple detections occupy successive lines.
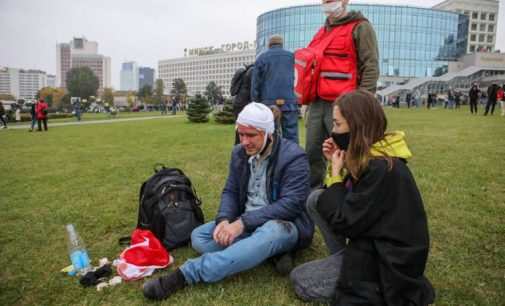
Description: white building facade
xmin=433 ymin=0 xmax=500 ymax=53
xmin=0 ymin=67 xmax=47 ymax=100
xmin=158 ymin=48 xmax=256 ymax=97
xmin=56 ymin=37 xmax=111 ymax=90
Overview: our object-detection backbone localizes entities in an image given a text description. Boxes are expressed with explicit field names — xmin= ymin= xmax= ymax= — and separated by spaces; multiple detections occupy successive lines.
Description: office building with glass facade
xmin=433 ymin=0 xmax=499 ymax=54
xmin=120 ymin=61 xmax=139 ymax=91
xmin=257 ymin=4 xmax=469 ymax=82
xmin=139 ymin=67 xmax=155 ymax=90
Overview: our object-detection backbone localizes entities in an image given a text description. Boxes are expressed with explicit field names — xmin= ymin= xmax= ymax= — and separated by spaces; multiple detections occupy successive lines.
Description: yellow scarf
xmin=370 ymin=131 xmax=412 ymax=159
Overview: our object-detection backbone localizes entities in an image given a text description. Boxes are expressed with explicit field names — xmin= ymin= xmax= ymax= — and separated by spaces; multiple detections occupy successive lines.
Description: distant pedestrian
xmin=74 ymin=99 xmax=82 ymax=121
xmin=29 ymin=101 xmax=37 ymax=131
xmin=469 ymin=83 xmax=480 ymax=114
xmin=484 ymin=83 xmax=499 ymax=116
xmin=446 ymin=88 xmax=454 ymax=109
xmin=160 ymin=101 xmax=166 ymax=115
xmin=171 ymin=97 xmax=177 ymax=115
xmin=454 ymin=91 xmax=461 ymax=109
xmin=414 ymin=90 xmax=421 ymax=108
xmin=0 ymin=103 xmax=7 ymax=129
xmin=388 ymin=96 xmax=394 ymax=106
xmin=36 ymin=98 xmax=48 ymax=131
xmin=498 ymin=84 xmax=505 ymax=116
xmin=15 ymin=106 xmax=21 ymax=122
xmin=395 ymin=96 xmax=400 ymax=108
xmin=427 ymin=93 xmax=433 ymax=109
xmin=406 ymin=93 xmax=411 ymax=108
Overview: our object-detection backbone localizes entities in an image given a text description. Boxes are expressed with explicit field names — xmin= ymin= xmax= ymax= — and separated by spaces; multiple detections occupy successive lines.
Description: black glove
xmin=79 ymin=264 xmax=113 ymax=287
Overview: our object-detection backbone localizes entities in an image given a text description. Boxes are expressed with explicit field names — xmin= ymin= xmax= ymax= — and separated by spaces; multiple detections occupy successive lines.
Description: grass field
xmin=0 ymin=107 xmax=504 ymax=306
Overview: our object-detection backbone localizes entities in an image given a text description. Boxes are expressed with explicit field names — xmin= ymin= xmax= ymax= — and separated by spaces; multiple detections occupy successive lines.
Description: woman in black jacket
xmin=291 ymin=90 xmax=434 ymax=305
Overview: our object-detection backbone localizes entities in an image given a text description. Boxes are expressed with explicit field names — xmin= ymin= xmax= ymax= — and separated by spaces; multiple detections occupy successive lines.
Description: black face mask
xmin=331 ymin=132 xmax=350 ymax=151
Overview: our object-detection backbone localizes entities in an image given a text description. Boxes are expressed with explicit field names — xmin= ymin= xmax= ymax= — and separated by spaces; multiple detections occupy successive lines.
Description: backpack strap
xmin=137 ymin=181 xmax=149 ymax=228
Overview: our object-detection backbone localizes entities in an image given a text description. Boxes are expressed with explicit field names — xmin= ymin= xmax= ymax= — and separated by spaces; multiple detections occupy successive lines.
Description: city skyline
xmin=1 ymin=0 xmax=504 ymax=89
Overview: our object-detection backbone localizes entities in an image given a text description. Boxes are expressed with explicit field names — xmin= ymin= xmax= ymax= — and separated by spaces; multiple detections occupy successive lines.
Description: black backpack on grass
xmin=136 ymin=165 xmax=204 ymax=250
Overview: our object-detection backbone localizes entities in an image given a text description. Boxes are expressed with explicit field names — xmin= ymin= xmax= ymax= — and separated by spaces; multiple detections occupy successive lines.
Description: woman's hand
xmin=322 ymin=137 xmax=338 ymax=161
xmin=331 ymin=149 xmax=345 ymax=177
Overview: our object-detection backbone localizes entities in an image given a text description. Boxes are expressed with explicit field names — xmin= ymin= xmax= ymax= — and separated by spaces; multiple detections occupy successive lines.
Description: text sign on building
xmin=184 ymin=41 xmax=256 ymax=57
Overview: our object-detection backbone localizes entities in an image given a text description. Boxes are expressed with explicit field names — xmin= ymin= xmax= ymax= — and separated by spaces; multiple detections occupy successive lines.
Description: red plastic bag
xmin=114 ymin=229 xmax=173 ymax=281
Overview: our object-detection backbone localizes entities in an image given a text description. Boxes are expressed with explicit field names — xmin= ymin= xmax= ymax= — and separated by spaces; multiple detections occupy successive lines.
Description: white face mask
xmin=322 ymin=1 xmax=344 ymax=17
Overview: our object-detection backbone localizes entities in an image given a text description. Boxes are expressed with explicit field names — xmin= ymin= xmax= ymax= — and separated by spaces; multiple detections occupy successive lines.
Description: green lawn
xmin=0 ymin=107 xmax=504 ymax=306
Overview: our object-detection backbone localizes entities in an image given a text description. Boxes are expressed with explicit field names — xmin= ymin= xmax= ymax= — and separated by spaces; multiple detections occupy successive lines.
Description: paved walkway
xmin=5 ymin=115 xmax=183 ymax=130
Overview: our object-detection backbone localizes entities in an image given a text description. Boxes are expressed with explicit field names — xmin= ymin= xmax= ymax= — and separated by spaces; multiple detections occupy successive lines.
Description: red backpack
xmin=294 ymin=48 xmax=319 ymax=105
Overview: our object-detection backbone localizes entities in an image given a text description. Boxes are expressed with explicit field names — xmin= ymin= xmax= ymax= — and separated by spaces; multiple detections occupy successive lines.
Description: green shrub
xmin=214 ymin=98 xmax=235 ymax=124
xmin=187 ymin=94 xmax=211 ymax=123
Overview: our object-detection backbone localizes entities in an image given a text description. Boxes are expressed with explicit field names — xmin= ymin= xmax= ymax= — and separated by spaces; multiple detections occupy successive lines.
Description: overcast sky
xmin=1 ymin=0 xmax=504 ymax=89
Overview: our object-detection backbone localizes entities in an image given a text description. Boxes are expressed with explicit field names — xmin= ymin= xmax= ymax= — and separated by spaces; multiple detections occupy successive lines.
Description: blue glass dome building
xmin=256 ymin=4 xmax=468 ymax=80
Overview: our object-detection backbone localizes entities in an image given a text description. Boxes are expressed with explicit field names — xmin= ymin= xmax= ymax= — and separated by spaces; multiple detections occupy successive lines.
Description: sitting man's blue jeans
xmin=179 ymin=220 xmax=299 ymax=285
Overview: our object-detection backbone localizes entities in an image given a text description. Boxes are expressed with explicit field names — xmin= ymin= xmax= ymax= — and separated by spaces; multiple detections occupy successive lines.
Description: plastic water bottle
xmin=65 ymin=224 xmax=91 ymax=276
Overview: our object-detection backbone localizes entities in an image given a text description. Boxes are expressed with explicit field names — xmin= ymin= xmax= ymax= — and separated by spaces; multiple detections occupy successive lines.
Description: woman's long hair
xmin=336 ymin=89 xmax=392 ymax=179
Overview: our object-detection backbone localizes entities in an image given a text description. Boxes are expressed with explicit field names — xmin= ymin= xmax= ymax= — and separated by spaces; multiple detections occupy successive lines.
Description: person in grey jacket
xmin=143 ymin=102 xmax=314 ymax=301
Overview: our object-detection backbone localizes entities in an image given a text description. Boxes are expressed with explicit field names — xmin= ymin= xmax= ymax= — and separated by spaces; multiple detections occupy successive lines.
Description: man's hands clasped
xmin=213 ymin=219 xmax=245 ymax=246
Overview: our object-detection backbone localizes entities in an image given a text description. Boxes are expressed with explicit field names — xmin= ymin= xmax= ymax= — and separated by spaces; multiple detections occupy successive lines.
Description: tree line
xmin=30 ymin=67 xmax=227 ymax=113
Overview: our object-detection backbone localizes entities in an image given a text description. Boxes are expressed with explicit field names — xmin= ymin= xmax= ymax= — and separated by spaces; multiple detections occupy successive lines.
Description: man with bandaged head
xmin=143 ymin=102 xmax=314 ymax=301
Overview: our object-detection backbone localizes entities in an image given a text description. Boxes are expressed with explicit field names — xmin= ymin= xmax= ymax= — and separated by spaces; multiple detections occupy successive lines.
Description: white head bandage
xmin=236 ymin=102 xmax=275 ymax=135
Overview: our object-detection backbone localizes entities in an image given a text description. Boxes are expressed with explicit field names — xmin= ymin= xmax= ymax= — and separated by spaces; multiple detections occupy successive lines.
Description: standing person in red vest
xmin=304 ymin=0 xmax=379 ymax=188
xmin=36 ymin=98 xmax=49 ymax=131
xmin=497 ymin=84 xmax=505 ymax=116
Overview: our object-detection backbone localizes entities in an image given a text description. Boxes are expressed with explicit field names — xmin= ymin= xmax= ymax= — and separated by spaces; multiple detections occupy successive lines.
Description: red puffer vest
xmin=308 ymin=20 xmax=361 ymax=102
xmin=497 ymin=87 xmax=504 ymax=101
